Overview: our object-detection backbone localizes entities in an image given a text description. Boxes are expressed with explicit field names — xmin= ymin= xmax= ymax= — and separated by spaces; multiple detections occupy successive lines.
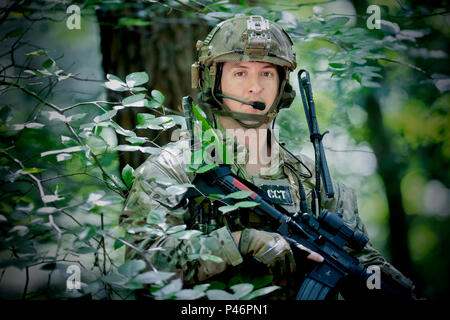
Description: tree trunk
xmin=95 ymin=6 xmax=208 ymax=170
xmin=348 ymin=0 xmax=414 ymax=278
xmin=363 ymin=90 xmax=413 ymax=278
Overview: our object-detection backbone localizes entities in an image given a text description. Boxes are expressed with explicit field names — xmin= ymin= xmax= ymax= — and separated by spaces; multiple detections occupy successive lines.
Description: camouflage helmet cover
xmin=191 ymin=15 xmax=297 ymax=128
xmin=198 ymin=15 xmax=297 ymax=70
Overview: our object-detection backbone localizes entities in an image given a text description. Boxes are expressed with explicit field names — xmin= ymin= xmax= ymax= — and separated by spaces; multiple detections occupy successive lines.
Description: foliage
xmin=0 ymin=0 xmax=449 ymax=300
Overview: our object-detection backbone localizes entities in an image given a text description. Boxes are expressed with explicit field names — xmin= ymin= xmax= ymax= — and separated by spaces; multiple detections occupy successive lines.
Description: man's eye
xmin=234 ymin=71 xmax=245 ymax=77
xmin=262 ymin=71 xmax=274 ymax=77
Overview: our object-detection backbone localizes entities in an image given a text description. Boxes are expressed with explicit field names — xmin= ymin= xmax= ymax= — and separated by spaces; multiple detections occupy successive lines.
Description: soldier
xmin=121 ymin=15 xmax=414 ymax=299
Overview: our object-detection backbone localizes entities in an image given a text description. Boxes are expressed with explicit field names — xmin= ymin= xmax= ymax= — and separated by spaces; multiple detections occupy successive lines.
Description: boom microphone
xmin=216 ymin=93 xmax=266 ymax=111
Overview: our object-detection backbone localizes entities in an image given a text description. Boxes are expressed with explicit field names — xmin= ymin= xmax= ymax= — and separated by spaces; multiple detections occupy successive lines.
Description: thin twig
xmin=101 ymin=213 xmax=106 ymax=275
xmin=22 ymin=267 xmax=29 ymax=300
xmin=378 ymin=57 xmax=431 ymax=78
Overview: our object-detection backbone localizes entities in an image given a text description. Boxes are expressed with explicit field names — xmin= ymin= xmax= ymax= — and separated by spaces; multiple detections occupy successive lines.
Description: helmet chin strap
xmin=211 ymin=108 xmax=273 ymax=129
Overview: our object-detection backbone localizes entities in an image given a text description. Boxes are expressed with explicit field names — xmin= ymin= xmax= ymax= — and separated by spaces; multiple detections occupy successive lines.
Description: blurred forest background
xmin=0 ymin=0 xmax=448 ymax=300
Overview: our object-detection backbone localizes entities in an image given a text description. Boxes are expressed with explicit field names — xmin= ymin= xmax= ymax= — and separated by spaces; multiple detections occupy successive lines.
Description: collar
xmin=214 ymin=120 xmax=285 ymax=181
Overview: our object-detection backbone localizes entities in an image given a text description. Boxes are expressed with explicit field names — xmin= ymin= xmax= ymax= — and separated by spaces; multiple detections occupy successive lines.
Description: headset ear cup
xmin=278 ymin=81 xmax=296 ymax=111
xmin=197 ymin=90 xmax=219 ymax=124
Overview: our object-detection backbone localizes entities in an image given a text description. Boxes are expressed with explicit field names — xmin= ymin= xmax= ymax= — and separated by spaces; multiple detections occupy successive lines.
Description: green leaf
xmin=103 ymin=172 xmax=127 ymax=191
xmin=329 ymin=62 xmax=346 ymax=69
xmin=195 ymin=162 xmax=218 ymax=174
xmin=122 ymin=280 xmax=144 ymax=290
xmin=136 ymin=113 xmax=156 ymax=129
xmin=24 ymin=69 xmax=46 ymax=77
xmin=9 ymin=225 xmax=29 ymax=237
xmin=146 ymin=90 xmax=165 ymax=109
xmin=146 ymin=209 xmax=167 ymax=225
xmin=93 ymin=110 xmax=117 ymax=123
xmin=251 ymin=275 xmax=273 ymax=289
xmin=75 ymin=246 xmax=97 ymax=254
xmin=352 ymin=73 xmax=362 ymax=83
xmin=218 ymin=205 xmax=239 ymax=214
xmin=165 ymin=115 xmax=186 ymax=129
xmin=115 ymin=145 xmax=161 ymax=154
xmin=175 ymin=289 xmax=205 ymax=300
xmin=41 ymin=146 xmax=83 ymax=158
xmin=206 ymin=289 xmax=236 ymax=300
xmin=82 ymin=281 xmax=103 ymax=295
xmin=101 ymin=272 xmax=129 ymax=285
xmin=104 ymin=76 xmax=128 ymax=91
xmin=118 ymin=17 xmax=151 ymax=27
xmin=192 ymin=104 xmax=213 ymax=131
xmin=86 ymin=135 xmax=107 ymax=154
xmin=325 ymin=17 xmax=350 ymax=27
xmin=5 ymin=27 xmax=25 ymax=38
xmin=131 ymin=87 xmax=147 ymax=93
xmin=126 ymin=72 xmax=149 ymax=87
xmin=21 ymin=168 xmax=46 ymax=174
xmin=137 ymin=116 xmax=176 ymax=130
xmin=153 ymin=279 xmax=183 ymax=300
xmin=25 ymin=49 xmax=46 ymax=56
xmin=0 ymin=105 xmax=12 ymax=123
xmin=166 ymin=225 xmax=187 ymax=234
xmin=42 ymin=110 xmax=66 ymax=122
xmin=122 ymin=94 xmax=147 ymax=107
xmin=125 ymin=136 xmax=148 ymax=145
xmin=121 ymin=164 xmax=135 ymax=189
xmin=77 ymin=226 xmax=96 ymax=242
xmin=86 ymin=191 xmax=111 ymax=207
xmin=42 ymin=58 xmax=55 ymax=70
xmin=110 ymin=122 xmax=136 ymax=137
xmin=218 ymin=201 xmax=259 ymax=214
xmin=207 ymin=194 xmax=225 ymax=201
xmin=117 ymin=259 xmax=146 ymax=278
xmin=134 ymin=271 xmax=174 ymax=284
xmin=241 ymin=286 xmax=280 ymax=300
xmin=17 ymin=246 xmax=37 ymax=255
xmin=193 ymin=284 xmax=210 ymax=292
xmin=235 ymin=201 xmax=260 ymax=208
xmin=9 ymin=122 xmax=45 ymax=130
xmin=113 ymin=239 xmax=124 ymax=250
xmin=230 ymin=283 xmax=254 ymax=299
xmin=36 ymin=206 xmax=59 ymax=215
xmin=223 ymin=190 xmax=254 ymax=200
xmin=42 ymin=194 xmax=64 ymax=203
xmin=207 ymin=281 xmax=227 ymax=290
xmin=106 ymin=74 xmax=124 ymax=83
xmin=115 ymin=145 xmax=141 ymax=152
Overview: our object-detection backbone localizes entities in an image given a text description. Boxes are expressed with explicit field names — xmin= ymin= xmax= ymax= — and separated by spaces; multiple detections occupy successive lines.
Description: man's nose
xmin=248 ymin=74 xmax=263 ymax=94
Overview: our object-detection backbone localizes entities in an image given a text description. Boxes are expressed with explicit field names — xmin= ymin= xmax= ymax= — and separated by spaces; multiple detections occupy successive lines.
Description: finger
xmin=295 ymin=243 xmax=324 ymax=263
xmin=273 ymin=259 xmax=284 ymax=278
xmin=287 ymin=251 xmax=296 ymax=273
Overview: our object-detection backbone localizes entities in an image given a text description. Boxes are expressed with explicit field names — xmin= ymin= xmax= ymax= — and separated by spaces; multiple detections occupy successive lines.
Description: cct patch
xmin=260 ymin=184 xmax=293 ymax=206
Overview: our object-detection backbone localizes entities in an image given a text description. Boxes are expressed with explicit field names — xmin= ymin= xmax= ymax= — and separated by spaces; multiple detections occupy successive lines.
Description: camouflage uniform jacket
xmin=120 ymin=128 xmax=411 ymax=292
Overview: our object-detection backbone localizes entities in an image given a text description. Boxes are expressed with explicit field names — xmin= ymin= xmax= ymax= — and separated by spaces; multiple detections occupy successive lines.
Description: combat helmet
xmin=191 ymin=15 xmax=297 ymax=128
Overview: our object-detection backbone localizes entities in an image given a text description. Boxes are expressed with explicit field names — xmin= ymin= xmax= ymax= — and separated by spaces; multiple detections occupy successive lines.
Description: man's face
xmin=220 ymin=61 xmax=279 ymax=125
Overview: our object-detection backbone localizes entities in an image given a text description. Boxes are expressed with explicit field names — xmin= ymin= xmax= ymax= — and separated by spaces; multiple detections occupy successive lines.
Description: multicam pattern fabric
xmin=120 ymin=126 xmax=414 ymax=293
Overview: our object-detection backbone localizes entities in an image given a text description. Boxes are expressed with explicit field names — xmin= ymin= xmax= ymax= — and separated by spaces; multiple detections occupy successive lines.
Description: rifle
xmin=185 ymin=164 xmax=414 ymax=300
xmin=298 ymin=70 xmax=334 ymax=216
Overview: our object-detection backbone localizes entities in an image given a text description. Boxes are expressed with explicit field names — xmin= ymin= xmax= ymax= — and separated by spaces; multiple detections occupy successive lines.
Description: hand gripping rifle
xmin=185 ymin=164 xmax=414 ymax=300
